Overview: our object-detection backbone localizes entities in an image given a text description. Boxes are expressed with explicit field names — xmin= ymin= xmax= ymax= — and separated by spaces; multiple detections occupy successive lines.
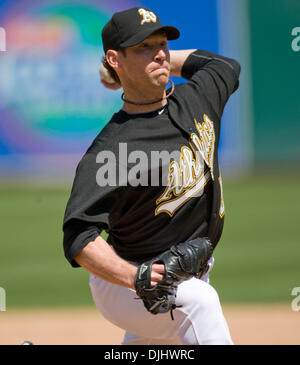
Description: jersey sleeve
xmin=181 ymin=49 xmax=241 ymax=119
xmin=62 ymin=146 xmax=113 ymax=267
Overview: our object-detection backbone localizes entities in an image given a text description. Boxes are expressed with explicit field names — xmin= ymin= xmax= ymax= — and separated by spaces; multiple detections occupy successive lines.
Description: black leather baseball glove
xmin=134 ymin=237 xmax=213 ymax=318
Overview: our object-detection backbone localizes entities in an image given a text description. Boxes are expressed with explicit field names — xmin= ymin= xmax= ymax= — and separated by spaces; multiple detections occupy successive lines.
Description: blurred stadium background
xmin=0 ymin=0 xmax=299 ymax=342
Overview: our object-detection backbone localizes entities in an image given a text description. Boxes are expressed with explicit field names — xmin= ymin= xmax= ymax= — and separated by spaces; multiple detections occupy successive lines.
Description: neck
xmin=122 ymin=95 xmax=167 ymax=114
xmin=121 ymin=80 xmax=174 ymax=114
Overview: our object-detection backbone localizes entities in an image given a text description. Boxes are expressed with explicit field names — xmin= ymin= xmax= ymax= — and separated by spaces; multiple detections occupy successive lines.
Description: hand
xmin=99 ymin=63 xmax=121 ymax=90
xmin=101 ymin=79 xmax=122 ymax=90
xmin=150 ymin=263 xmax=165 ymax=287
xmin=134 ymin=261 xmax=177 ymax=316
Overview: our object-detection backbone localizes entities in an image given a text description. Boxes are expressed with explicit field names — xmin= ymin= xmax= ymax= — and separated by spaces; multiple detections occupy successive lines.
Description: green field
xmin=0 ymin=174 xmax=299 ymax=308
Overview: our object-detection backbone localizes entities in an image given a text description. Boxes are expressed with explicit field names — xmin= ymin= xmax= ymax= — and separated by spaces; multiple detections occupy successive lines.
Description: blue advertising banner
xmin=0 ymin=0 xmax=250 ymax=181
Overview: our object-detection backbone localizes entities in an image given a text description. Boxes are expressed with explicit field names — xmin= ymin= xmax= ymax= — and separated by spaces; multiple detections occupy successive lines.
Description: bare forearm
xmin=169 ymin=49 xmax=197 ymax=77
xmin=74 ymin=235 xmax=137 ymax=289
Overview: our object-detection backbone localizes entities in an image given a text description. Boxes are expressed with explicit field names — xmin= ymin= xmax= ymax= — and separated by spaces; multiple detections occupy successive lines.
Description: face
xmin=117 ymin=32 xmax=170 ymax=89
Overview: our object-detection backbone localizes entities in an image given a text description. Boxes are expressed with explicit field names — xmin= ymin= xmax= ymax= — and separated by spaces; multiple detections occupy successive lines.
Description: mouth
xmin=151 ymin=66 xmax=169 ymax=74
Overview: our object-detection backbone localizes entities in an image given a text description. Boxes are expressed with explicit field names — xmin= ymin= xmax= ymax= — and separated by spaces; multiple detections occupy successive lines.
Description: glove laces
xmin=170 ymin=304 xmax=182 ymax=321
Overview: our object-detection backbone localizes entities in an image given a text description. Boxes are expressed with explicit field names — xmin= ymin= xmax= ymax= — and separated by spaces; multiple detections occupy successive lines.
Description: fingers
xmin=99 ymin=63 xmax=121 ymax=90
xmin=100 ymin=79 xmax=122 ymax=90
xmin=150 ymin=263 xmax=165 ymax=287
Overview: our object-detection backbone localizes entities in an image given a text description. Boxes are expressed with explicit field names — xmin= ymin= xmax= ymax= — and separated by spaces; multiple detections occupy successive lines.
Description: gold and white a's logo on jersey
xmin=155 ymin=114 xmax=219 ymax=217
xmin=138 ymin=8 xmax=157 ymax=25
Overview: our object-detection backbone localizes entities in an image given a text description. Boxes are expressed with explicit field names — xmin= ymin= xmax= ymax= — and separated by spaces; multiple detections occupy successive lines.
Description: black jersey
xmin=63 ymin=50 xmax=241 ymax=267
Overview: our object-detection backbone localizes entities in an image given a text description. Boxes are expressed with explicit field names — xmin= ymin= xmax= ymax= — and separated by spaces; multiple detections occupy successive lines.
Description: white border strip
xmin=217 ymin=0 xmax=254 ymax=177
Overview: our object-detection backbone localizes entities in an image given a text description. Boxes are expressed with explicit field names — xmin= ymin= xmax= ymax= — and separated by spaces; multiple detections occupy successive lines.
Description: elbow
xmin=226 ymin=58 xmax=241 ymax=93
xmin=73 ymin=238 xmax=97 ymax=266
xmin=230 ymin=58 xmax=241 ymax=79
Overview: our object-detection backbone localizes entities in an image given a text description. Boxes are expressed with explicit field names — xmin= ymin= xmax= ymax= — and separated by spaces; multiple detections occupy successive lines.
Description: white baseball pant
xmin=89 ymin=257 xmax=233 ymax=345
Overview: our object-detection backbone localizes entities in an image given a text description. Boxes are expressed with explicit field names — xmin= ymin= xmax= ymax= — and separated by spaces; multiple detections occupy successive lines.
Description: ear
xmin=105 ymin=50 xmax=121 ymax=70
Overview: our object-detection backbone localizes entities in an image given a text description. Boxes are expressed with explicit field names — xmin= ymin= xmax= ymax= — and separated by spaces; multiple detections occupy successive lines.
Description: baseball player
xmin=63 ymin=7 xmax=240 ymax=345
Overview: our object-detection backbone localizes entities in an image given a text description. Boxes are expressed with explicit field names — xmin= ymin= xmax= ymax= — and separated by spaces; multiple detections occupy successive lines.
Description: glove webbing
xmin=134 ymin=295 xmax=181 ymax=320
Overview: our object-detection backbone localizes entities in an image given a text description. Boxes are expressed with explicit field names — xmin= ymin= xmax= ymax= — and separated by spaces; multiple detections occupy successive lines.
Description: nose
xmin=154 ymin=47 xmax=167 ymax=62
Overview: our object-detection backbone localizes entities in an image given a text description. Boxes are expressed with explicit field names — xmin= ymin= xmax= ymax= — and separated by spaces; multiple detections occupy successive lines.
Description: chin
xmin=155 ymin=75 xmax=169 ymax=87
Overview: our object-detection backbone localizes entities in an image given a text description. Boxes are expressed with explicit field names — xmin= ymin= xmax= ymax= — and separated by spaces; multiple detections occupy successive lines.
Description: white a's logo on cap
xmin=138 ymin=9 xmax=157 ymax=25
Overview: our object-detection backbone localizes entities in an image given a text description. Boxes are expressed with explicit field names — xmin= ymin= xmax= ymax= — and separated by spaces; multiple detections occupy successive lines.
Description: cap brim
xmin=120 ymin=25 xmax=180 ymax=48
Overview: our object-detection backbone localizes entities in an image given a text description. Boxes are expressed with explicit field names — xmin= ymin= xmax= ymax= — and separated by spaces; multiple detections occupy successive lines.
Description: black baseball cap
xmin=102 ymin=7 xmax=180 ymax=54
